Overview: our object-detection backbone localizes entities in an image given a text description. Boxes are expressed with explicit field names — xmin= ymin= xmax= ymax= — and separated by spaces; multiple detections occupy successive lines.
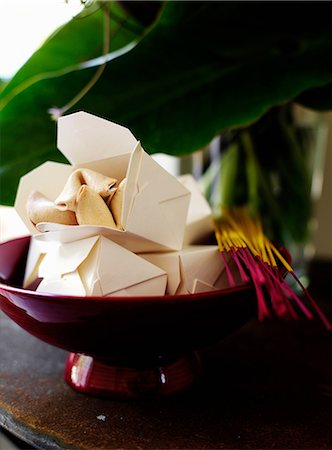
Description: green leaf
xmin=80 ymin=2 xmax=332 ymax=155
xmin=0 ymin=2 xmax=143 ymax=108
xmin=1 ymin=2 xmax=332 ymax=205
xmin=220 ymin=142 xmax=240 ymax=207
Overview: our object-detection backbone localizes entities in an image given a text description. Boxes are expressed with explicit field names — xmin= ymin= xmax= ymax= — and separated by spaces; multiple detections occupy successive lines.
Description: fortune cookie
xmin=108 ymin=178 xmax=126 ymax=230
xmin=55 ymin=168 xmax=118 ymax=212
xmin=27 ymin=191 xmax=78 ymax=225
xmin=76 ymin=185 xmax=117 ymax=228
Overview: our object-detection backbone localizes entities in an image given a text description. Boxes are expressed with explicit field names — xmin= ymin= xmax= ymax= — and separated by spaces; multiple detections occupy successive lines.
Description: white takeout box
xmin=15 ymin=111 xmax=191 ymax=252
xmin=32 ymin=235 xmax=167 ymax=297
xmin=178 ymin=174 xmax=215 ymax=246
xmin=140 ymin=245 xmax=237 ymax=295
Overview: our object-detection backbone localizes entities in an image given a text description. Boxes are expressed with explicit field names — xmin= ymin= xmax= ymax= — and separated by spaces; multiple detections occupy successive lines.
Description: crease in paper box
xmin=178 ymin=174 xmax=215 ymax=246
xmin=23 ymin=237 xmax=60 ymax=289
xmin=15 ymin=111 xmax=191 ymax=252
xmin=34 ymin=222 xmax=169 ymax=253
xmin=140 ymin=245 xmax=238 ymax=295
xmin=36 ymin=235 xmax=167 ymax=297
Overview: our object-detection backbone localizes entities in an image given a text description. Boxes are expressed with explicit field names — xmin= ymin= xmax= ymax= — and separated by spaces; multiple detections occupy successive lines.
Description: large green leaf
xmin=1 ymin=2 xmax=332 ymax=205
xmin=0 ymin=2 xmax=143 ymax=107
xmin=55 ymin=1 xmax=332 ymax=154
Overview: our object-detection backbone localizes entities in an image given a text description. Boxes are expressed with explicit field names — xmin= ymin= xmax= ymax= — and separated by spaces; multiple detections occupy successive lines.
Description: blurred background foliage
xmin=1 ymin=1 xmax=332 ymax=245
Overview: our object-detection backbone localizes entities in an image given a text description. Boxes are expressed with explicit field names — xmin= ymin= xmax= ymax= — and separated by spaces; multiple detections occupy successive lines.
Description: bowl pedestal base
xmin=65 ymin=352 xmax=202 ymax=398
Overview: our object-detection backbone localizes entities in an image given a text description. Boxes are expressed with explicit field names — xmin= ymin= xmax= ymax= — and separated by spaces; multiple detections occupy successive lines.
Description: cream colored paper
xmin=15 ymin=161 xmax=74 ymax=234
xmin=15 ymin=112 xmax=191 ymax=251
xmin=37 ymin=235 xmax=167 ymax=297
xmin=178 ymin=175 xmax=215 ymax=246
xmin=23 ymin=237 xmax=60 ymax=288
xmin=0 ymin=206 xmax=29 ymax=243
xmin=140 ymin=245 xmax=234 ymax=295
xmin=34 ymin=222 xmax=169 ymax=254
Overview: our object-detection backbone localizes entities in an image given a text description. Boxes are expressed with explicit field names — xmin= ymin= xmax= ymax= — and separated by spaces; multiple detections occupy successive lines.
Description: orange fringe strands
xmin=214 ymin=208 xmax=331 ymax=330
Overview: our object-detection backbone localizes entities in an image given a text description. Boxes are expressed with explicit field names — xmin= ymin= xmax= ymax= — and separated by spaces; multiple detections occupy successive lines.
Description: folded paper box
xmin=15 ymin=111 xmax=190 ymax=253
xmin=178 ymin=174 xmax=215 ymax=246
xmin=25 ymin=235 xmax=167 ymax=297
xmin=15 ymin=111 xmax=238 ymax=298
xmin=139 ymin=245 xmax=242 ymax=295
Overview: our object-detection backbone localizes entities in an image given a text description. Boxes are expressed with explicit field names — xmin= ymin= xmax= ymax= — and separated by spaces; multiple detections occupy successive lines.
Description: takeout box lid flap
xmin=96 ymin=237 xmax=167 ymax=295
xmin=140 ymin=245 xmax=226 ymax=295
xmin=57 ymin=111 xmax=138 ymax=165
xmin=180 ymin=246 xmax=225 ymax=293
xmin=108 ymin=275 xmax=167 ymax=297
xmin=37 ymin=271 xmax=87 ymax=297
xmin=178 ymin=175 xmax=212 ymax=220
xmin=14 ymin=161 xmax=74 ymax=234
xmin=38 ymin=235 xmax=100 ymax=279
xmin=178 ymin=174 xmax=215 ymax=246
xmin=140 ymin=252 xmax=181 ymax=295
xmin=125 ymin=147 xmax=191 ymax=250
xmin=38 ymin=235 xmax=167 ymax=296
xmin=35 ymin=223 xmax=173 ymax=253
xmin=23 ymin=237 xmax=60 ymax=287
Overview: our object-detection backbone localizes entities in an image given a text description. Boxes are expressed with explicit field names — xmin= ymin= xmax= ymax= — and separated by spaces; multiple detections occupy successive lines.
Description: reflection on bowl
xmin=0 ymin=236 xmax=258 ymax=398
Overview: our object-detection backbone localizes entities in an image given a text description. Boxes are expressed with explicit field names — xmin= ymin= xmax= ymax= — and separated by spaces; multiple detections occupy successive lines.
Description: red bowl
xmin=0 ymin=236 xmax=262 ymax=397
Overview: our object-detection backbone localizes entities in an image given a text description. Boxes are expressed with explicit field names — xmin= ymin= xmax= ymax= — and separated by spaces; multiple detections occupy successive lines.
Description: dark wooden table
xmin=1 ymin=281 xmax=332 ymax=449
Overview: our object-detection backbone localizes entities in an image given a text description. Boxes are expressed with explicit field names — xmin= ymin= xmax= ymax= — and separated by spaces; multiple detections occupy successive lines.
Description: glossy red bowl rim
xmin=0 ymin=235 xmax=255 ymax=304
